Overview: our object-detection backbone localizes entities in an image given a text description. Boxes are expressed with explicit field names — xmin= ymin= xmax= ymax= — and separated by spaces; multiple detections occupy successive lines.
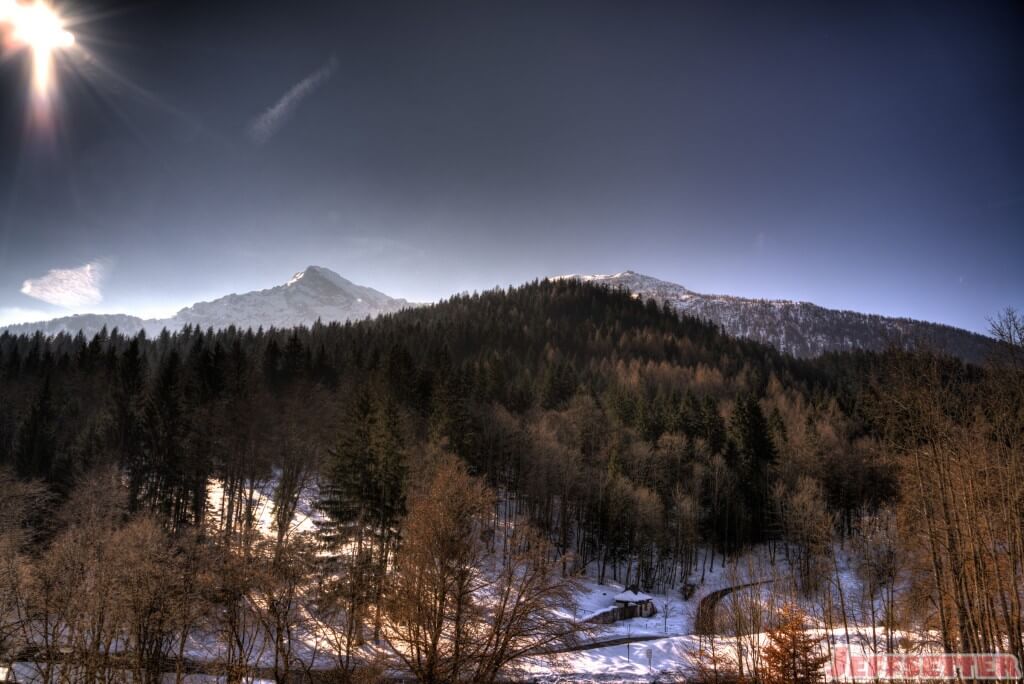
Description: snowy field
xmin=1 ymin=479 xmax=905 ymax=682
xmin=192 ymin=482 xmax=881 ymax=681
xmin=521 ymin=556 xmax=754 ymax=680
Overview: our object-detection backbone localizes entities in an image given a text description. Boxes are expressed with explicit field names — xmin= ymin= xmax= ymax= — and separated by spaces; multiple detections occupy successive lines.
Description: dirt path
xmin=546 ymin=632 xmax=680 ymax=655
xmin=694 ymin=580 xmax=772 ymax=635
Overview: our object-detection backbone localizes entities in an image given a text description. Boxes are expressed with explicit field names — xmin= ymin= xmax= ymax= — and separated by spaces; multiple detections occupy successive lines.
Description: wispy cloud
xmin=21 ymin=260 xmax=107 ymax=308
xmin=248 ymin=57 xmax=338 ymax=145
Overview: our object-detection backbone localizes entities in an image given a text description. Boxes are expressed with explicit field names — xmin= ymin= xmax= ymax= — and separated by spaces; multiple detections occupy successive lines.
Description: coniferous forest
xmin=0 ymin=279 xmax=1021 ymax=682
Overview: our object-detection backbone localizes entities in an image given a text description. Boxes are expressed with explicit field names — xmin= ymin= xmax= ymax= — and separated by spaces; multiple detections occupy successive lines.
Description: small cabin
xmin=613 ymin=588 xmax=656 ymax=619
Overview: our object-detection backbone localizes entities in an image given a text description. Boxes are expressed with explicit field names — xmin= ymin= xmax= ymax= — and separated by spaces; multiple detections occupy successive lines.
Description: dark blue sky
xmin=1 ymin=0 xmax=1021 ymax=332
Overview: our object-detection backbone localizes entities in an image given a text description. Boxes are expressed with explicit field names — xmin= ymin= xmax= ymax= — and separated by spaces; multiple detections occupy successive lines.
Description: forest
xmin=0 ymin=279 xmax=1021 ymax=682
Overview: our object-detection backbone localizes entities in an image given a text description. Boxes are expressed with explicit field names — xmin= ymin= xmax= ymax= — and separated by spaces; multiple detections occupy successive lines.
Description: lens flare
xmin=0 ymin=0 xmax=75 ymax=101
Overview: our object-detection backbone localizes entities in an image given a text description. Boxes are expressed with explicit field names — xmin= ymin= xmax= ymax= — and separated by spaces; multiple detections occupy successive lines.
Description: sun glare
xmin=0 ymin=0 xmax=75 ymax=100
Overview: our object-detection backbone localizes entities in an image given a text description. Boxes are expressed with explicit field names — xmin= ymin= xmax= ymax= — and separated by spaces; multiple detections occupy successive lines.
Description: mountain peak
xmin=287 ymin=265 xmax=351 ymax=288
xmin=172 ymin=266 xmax=407 ymax=330
xmin=554 ymin=270 xmax=694 ymax=295
xmin=0 ymin=267 xmax=412 ymax=339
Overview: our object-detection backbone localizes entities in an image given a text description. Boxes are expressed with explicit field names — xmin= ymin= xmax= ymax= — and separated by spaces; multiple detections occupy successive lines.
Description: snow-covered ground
xmin=3 ymin=666 xmax=282 ymax=683
xmin=571 ymin=555 xmax=743 ymax=638
xmin=197 ymin=480 xmax=849 ymax=680
xmin=204 ymin=473 xmax=323 ymax=539
xmin=521 ymin=552 xmax=764 ymax=680
xmin=4 ymin=477 xmax=909 ymax=682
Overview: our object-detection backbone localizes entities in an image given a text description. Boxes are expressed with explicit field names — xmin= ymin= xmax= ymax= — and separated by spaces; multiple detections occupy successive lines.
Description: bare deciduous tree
xmin=383 ymin=455 xmax=583 ymax=683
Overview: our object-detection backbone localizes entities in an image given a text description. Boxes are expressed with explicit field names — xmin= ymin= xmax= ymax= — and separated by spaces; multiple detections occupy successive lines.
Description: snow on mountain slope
xmin=554 ymin=271 xmax=994 ymax=361
xmin=3 ymin=266 xmax=993 ymax=363
xmin=171 ymin=265 xmax=410 ymax=331
xmin=0 ymin=312 xmax=152 ymax=339
xmin=1 ymin=266 xmax=411 ymax=338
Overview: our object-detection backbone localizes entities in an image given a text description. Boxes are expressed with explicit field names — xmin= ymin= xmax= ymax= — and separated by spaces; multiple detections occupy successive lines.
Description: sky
xmin=0 ymin=0 xmax=1021 ymax=333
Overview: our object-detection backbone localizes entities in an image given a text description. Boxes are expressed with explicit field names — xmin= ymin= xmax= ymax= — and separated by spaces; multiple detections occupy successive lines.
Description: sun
xmin=0 ymin=0 xmax=76 ymax=100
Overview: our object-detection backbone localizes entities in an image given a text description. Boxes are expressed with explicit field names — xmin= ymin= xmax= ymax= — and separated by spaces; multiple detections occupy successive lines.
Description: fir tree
xmin=761 ymin=603 xmax=829 ymax=684
xmin=15 ymin=376 xmax=56 ymax=480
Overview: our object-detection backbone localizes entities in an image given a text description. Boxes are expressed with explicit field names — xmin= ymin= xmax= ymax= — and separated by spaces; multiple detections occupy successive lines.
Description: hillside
xmin=0 ymin=280 xmax=1018 ymax=681
xmin=556 ymin=271 xmax=995 ymax=362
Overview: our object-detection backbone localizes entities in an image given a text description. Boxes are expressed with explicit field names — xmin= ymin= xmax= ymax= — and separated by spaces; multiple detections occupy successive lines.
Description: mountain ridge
xmin=2 ymin=267 xmax=994 ymax=363
xmin=1 ymin=266 xmax=410 ymax=339
xmin=553 ymin=270 xmax=994 ymax=362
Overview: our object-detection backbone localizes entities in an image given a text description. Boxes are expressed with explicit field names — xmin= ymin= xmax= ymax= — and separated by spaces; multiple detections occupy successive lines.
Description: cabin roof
xmin=613 ymin=590 xmax=653 ymax=603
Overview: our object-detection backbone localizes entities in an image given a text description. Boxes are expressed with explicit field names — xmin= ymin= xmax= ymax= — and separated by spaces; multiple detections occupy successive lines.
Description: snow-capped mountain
xmin=4 ymin=266 xmax=994 ymax=362
xmin=172 ymin=266 xmax=410 ymax=331
xmin=1 ymin=266 xmax=411 ymax=339
xmin=554 ymin=271 xmax=994 ymax=362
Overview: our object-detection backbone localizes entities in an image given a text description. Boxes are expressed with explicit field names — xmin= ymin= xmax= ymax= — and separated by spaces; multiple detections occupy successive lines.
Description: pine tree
xmin=760 ymin=603 xmax=828 ymax=684
xmin=15 ymin=376 xmax=56 ymax=480
xmin=319 ymin=388 xmax=374 ymax=549
xmin=318 ymin=385 xmax=408 ymax=638
xmin=730 ymin=394 xmax=777 ymax=541
xmin=429 ymin=369 xmax=475 ymax=458
xmin=701 ymin=396 xmax=727 ymax=455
